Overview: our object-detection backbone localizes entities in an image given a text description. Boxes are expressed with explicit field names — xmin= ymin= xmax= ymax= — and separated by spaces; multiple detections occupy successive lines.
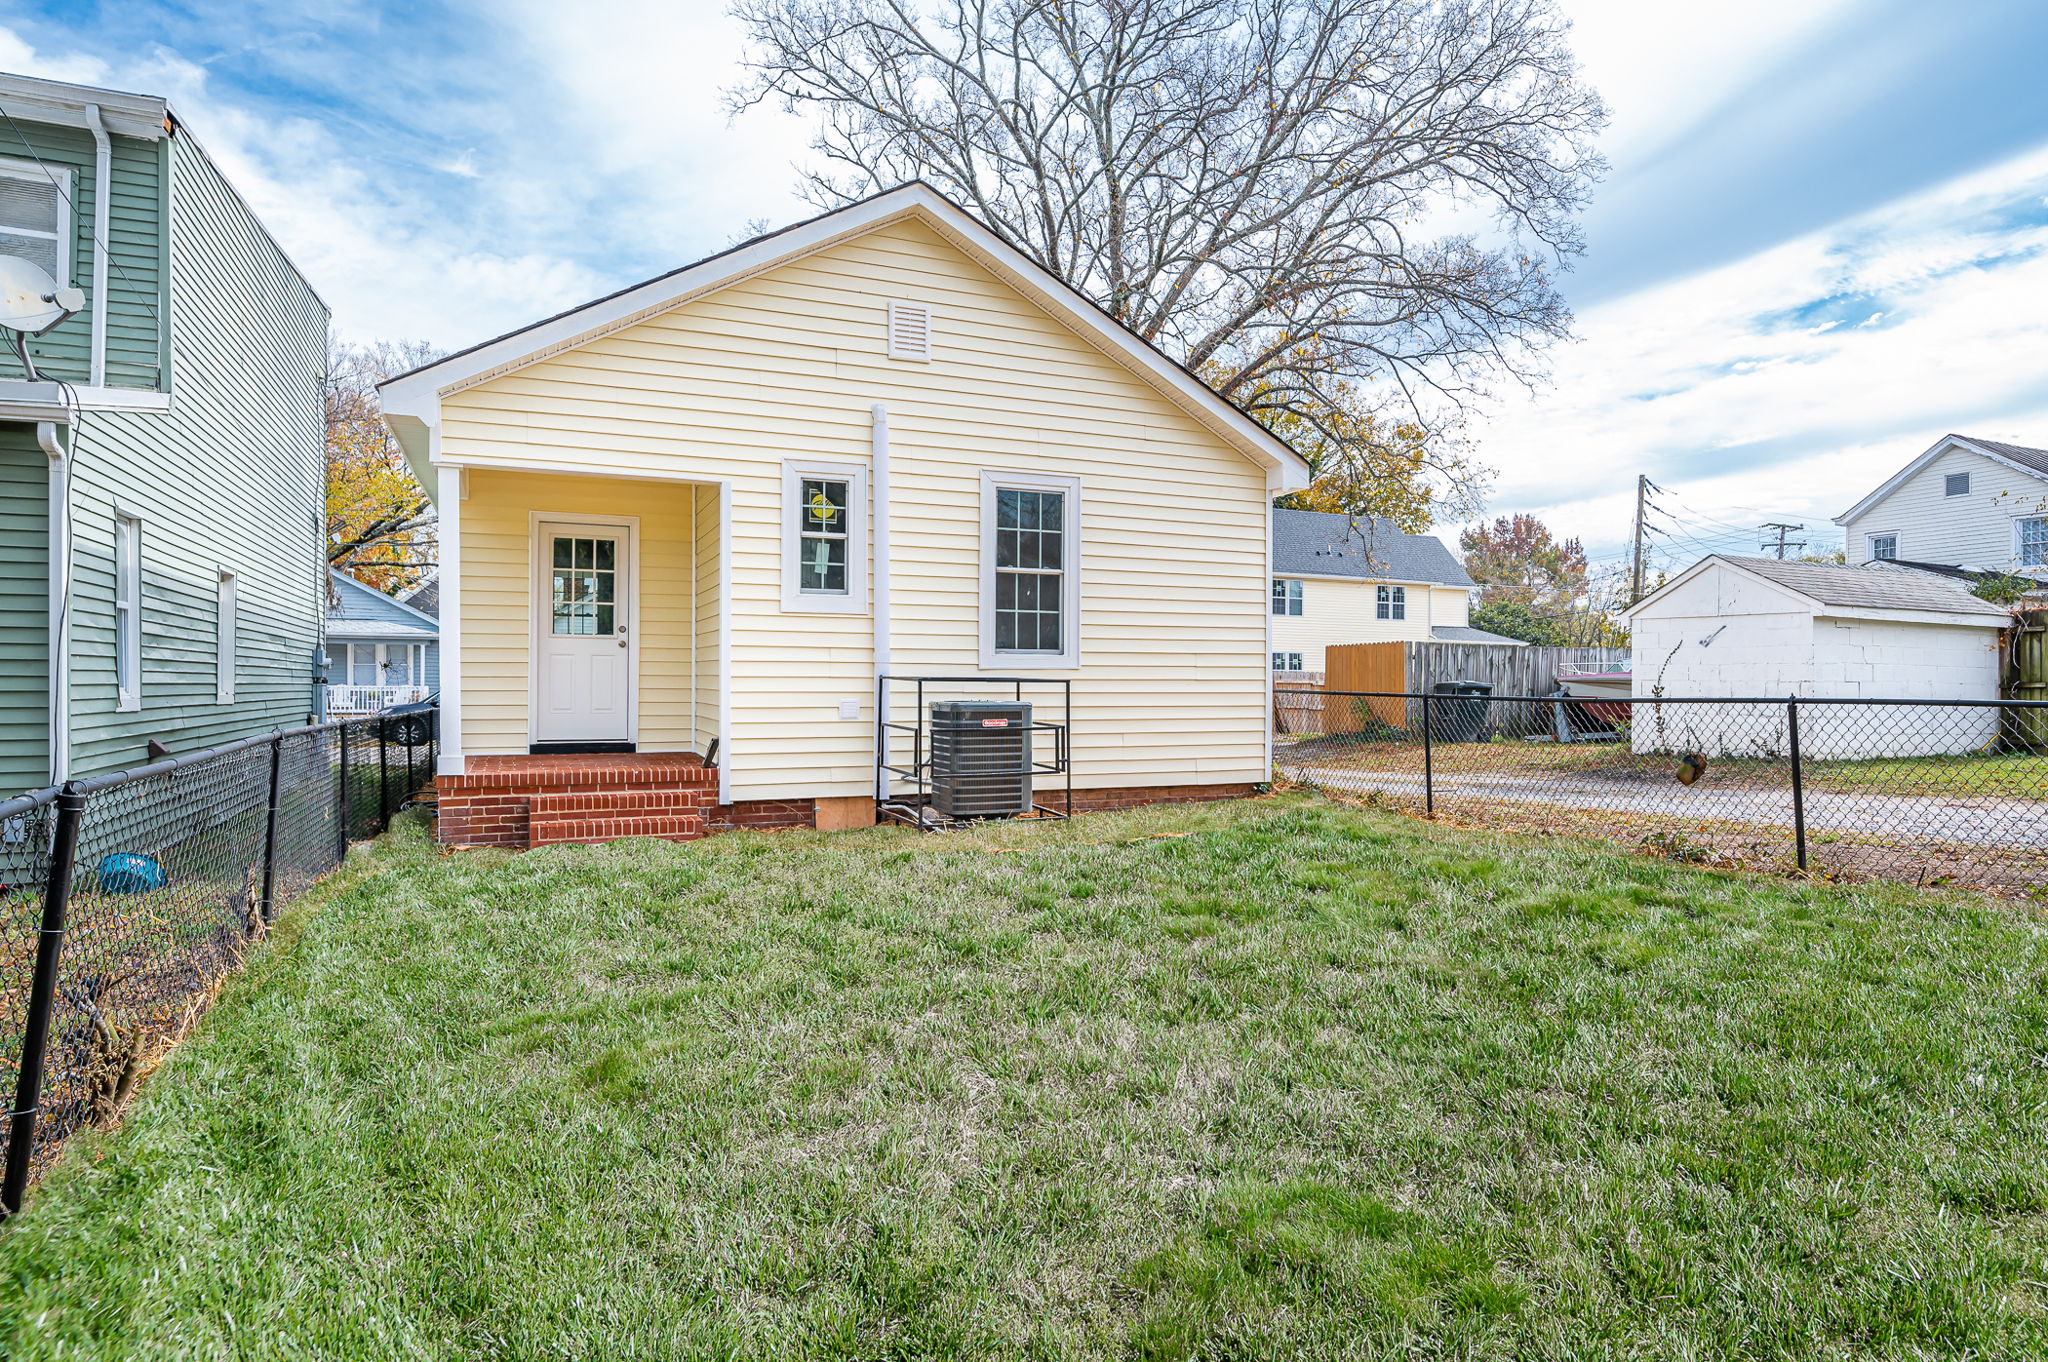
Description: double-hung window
xmin=982 ymin=471 xmax=1080 ymax=668
xmin=781 ymin=459 xmax=867 ymax=613
xmin=114 ymin=509 xmax=141 ymax=710
xmin=1271 ymin=578 xmax=1302 ymax=615
xmin=1869 ymin=534 xmax=1898 ymax=562
xmin=2020 ymin=516 xmax=2048 ymax=569
xmin=0 ymin=157 xmax=69 ymax=286
xmin=1376 ymin=584 xmax=1406 ymax=620
xmin=215 ymin=570 xmax=237 ymax=704
xmin=1272 ymin=651 xmax=1304 ymax=672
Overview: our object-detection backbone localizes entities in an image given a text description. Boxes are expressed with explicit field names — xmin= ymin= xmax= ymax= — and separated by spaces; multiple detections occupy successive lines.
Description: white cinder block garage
xmin=1624 ymin=556 xmax=2010 ymax=758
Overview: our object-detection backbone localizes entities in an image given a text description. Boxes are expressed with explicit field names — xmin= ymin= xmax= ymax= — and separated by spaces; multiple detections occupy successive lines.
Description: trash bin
xmin=1428 ymin=681 xmax=1492 ymax=743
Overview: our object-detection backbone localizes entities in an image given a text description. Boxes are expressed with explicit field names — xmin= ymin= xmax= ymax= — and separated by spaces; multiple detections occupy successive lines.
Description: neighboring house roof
xmin=1631 ymin=554 xmax=2010 ymax=621
xmin=1430 ymin=625 xmax=1526 ymax=645
xmin=327 ymin=569 xmax=441 ymax=635
xmin=1834 ymin=432 xmax=2048 ymax=525
xmin=1877 ymin=558 xmax=2048 ymax=590
xmin=378 ymin=182 xmax=1311 ymax=495
xmin=1272 ymin=509 xmax=1474 ymax=587
xmin=326 ymin=617 xmax=437 ymax=642
xmin=397 ymin=573 xmax=440 ymax=619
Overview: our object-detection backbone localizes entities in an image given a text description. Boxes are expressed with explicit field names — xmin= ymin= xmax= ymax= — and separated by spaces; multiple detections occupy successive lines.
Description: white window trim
xmin=2016 ymin=513 xmax=2048 ymax=569
xmin=1272 ymin=651 xmax=1304 ymax=672
xmin=1866 ymin=531 xmax=1900 ymax=563
xmin=1945 ymin=471 xmax=1971 ymax=497
xmin=113 ymin=505 xmax=141 ymax=711
xmin=1271 ymin=577 xmax=1303 ymax=616
xmin=215 ymin=568 xmax=237 ymax=705
xmin=979 ymin=469 xmax=1081 ymax=670
xmin=0 ymin=154 xmax=72 ymax=286
xmin=1377 ymin=584 xmax=1407 ymax=621
xmin=780 ymin=458 xmax=868 ymax=615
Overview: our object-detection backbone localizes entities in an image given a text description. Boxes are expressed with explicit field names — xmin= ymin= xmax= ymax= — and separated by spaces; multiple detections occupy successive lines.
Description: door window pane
xmin=551 ymin=535 xmax=619 ymax=635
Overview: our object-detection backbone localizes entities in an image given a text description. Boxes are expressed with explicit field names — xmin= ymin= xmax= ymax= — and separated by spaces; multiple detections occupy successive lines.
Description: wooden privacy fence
xmin=1298 ymin=642 xmax=1630 ymax=734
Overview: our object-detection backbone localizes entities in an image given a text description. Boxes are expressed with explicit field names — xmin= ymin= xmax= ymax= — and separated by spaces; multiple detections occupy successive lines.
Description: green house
xmin=0 ymin=72 xmax=328 ymax=794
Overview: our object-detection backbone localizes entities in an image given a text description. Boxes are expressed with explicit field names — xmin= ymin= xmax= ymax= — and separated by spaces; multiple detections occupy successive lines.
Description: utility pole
xmin=1629 ymin=474 xmax=1650 ymax=605
xmin=1760 ymin=522 xmax=1807 ymax=559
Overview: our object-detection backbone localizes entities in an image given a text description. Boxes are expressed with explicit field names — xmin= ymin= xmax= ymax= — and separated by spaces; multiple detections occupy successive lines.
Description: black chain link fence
xmin=1276 ymin=690 xmax=2048 ymax=895
xmin=0 ymin=708 xmax=436 ymax=1216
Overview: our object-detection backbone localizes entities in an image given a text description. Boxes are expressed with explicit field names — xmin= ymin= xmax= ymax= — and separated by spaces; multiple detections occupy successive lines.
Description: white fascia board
xmin=1834 ymin=434 xmax=2048 ymax=525
xmin=0 ymin=381 xmax=172 ymax=422
xmin=1815 ymin=604 xmax=2008 ymax=628
xmin=377 ymin=184 xmax=1312 ymax=491
xmin=0 ymin=75 xmax=167 ymax=140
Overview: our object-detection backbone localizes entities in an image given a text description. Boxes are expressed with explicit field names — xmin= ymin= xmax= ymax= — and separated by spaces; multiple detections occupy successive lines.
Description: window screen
xmin=994 ymin=487 xmax=1064 ymax=652
xmin=1945 ymin=472 xmax=1970 ymax=496
xmin=0 ymin=173 xmax=63 ymax=281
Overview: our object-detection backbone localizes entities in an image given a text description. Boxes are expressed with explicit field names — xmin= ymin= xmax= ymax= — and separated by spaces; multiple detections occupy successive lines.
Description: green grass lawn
xmin=4 ymin=796 xmax=2048 ymax=1359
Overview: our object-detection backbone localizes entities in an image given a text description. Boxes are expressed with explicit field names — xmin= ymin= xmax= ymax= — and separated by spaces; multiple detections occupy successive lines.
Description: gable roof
xmin=1272 ymin=509 xmax=1473 ymax=587
xmin=327 ymin=569 xmax=441 ymax=634
xmin=396 ymin=572 xmax=439 ymax=619
xmin=1632 ymin=554 xmax=2009 ymax=621
xmin=1834 ymin=433 xmax=2048 ymax=525
xmin=379 ymin=182 xmax=1310 ymax=495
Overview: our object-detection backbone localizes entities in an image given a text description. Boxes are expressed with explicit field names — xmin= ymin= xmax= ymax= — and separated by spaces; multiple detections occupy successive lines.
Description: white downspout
xmin=40 ymin=421 xmax=69 ymax=783
xmin=871 ymin=403 xmax=891 ymax=795
xmin=84 ymin=105 xmax=110 ymax=389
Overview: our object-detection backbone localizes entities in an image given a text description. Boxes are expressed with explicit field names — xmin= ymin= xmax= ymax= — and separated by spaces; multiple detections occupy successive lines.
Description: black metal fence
xmin=0 ymin=709 xmax=435 ymax=1216
xmin=1275 ymin=690 xmax=2048 ymax=894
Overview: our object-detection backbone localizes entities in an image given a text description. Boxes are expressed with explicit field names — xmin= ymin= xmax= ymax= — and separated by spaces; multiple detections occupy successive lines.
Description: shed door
xmin=535 ymin=520 xmax=632 ymax=744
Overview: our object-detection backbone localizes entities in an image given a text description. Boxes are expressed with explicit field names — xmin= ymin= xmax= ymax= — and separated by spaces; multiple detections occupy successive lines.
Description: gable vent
xmin=886 ymin=301 xmax=933 ymax=362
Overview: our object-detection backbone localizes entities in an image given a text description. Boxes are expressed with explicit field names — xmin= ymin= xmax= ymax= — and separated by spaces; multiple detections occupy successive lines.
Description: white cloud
xmin=1469 ymin=139 xmax=2048 ymax=563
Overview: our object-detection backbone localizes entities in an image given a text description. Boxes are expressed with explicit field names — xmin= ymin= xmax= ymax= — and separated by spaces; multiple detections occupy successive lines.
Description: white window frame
xmin=1377 ymin=584 xmax=1407 ymax=620
xmin=215 ymin=569 xmax=237 ymax=704
xmin=1272 ymin=651 xmax=1304 ymax=672
xmin=113 ymin=506 xmax=141 ymax=711
xmin=780 ymin=458 xmax=868 ymax=614
xmin=2017 ymin=514 xmax=2048 ymax=569
xmin=979 ymin=469 xmax=1081 ymax=670
xmin=1271 ymin=578 xmax=1303 ymax=616
xmin=1945 ymin=471 xmax=1971 ymax=497
xmin=0 ymin=155 xmax=72 ymax=286
xmin=1867 ymin=532 xmax=1899 ymax=563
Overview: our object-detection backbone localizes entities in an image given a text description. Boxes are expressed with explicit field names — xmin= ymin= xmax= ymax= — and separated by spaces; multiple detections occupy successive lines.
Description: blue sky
xmin=6 ymin=0 xmax=2048 ymax=568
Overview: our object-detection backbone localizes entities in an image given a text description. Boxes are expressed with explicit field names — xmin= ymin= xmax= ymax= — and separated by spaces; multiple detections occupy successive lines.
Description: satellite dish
xmin=0 ymin=254 xmax=84 ymax=383
xmin=0 ymin=255 xmax=82 ymax=335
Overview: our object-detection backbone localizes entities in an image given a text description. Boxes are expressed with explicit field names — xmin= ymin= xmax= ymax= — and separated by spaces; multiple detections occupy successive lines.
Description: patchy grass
xmin=3 ymin=797 xmax=2048 ymax=1358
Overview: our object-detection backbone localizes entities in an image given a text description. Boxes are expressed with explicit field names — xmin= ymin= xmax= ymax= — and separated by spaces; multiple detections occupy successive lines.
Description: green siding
xmin=53 ymin=130 xmax=327 ymax=783
xmin=0 ymin=118 xmax=165 ymax=390
xmin=0 ymin=423 xmax=47 ymax=791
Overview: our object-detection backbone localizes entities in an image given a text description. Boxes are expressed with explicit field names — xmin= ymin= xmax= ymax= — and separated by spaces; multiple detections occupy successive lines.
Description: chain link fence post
xmin=378 ymin=719 xmax=391 ymax=831
xmin=1421 ymin=691 xmax=1435 ymax=818
xmin=335 ymin=721 xmax=351 ymax=864
xmin=2 ymin=785 xmax=85 ymax=1218
xmin=259 ymin=733 xmax=284 ymax=924
xmin=1787 ymin=697 xmax=1808 ymax=872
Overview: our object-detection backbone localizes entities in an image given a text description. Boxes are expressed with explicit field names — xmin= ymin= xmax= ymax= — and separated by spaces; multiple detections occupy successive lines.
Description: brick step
xmin=443 ymin=760 xmax=715 ymax=793
xmin=529 ymin=812 xmax=707 ymax=847
xmin=528 ymin=789 xmax=712 ymax=817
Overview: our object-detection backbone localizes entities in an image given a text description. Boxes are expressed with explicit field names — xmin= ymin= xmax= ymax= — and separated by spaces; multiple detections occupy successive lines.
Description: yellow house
xmin=379 ymin=185 xmax=1310 ymax=847
xmin=1268 ymin=509 xmax=1499 ymax=675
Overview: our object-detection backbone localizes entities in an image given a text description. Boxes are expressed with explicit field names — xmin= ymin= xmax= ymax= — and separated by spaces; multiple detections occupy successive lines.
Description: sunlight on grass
xmin=1 ymin=797 xmax=2046 ymax=1358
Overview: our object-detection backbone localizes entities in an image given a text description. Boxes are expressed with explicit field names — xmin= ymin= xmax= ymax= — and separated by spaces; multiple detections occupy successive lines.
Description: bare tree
xmin=730 ymin=0 xmax=1604 ymax=518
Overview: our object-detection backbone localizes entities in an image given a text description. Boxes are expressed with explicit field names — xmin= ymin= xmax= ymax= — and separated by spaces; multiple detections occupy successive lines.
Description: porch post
xmin=716 ymin=479 xmax=732 ymax=807
xmin=435 ymin=463 xmax=464 ymax=776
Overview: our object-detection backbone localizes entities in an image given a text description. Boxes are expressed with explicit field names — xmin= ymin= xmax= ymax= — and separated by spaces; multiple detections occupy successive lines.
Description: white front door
xmin=535 ymin=519 xmax=633 ymax=744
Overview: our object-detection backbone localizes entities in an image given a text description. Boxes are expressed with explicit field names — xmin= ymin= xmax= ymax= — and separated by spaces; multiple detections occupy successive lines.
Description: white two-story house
xmin=1834 ymin=433 xmax=2048 ymax=579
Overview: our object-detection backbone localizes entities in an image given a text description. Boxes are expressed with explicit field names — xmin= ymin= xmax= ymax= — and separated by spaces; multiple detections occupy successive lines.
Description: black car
xmin=380 ymin=692 xmax=438 ymax=747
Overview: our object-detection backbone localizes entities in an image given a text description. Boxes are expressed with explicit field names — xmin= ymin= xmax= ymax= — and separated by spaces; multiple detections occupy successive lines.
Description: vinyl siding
xmin=0 ymin=423 xmax=47 ymax=789
xmin=439 ymin=216 xmax=1271 ymax=800
xmin=0 ymin=118 xmax=165 ymax=390
xmin=56 ymin=131 xmax=325 ymax=783
xmin=1843 ymin=446 xmax=2048 ymax=570
xmin=1270 ymin=578 xmax=1470 ymax=671
xmin=457 ymin=469 xmax=702 ymax=753
xmin=692 ymin=482 xmax=720 ymax=754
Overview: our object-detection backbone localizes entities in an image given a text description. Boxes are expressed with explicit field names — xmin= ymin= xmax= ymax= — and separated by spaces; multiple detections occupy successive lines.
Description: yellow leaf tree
xmin=327 ymin=340 xmax=439 ymax=593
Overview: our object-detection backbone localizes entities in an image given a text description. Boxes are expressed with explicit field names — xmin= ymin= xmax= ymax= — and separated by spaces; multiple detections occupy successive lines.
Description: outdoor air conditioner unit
xmin=929 ymin=700 xmax=1033 ymax=818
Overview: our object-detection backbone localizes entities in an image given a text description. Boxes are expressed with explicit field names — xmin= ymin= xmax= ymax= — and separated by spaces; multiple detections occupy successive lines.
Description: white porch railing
xmin=325 ymin=684 xmax=430 ymax=716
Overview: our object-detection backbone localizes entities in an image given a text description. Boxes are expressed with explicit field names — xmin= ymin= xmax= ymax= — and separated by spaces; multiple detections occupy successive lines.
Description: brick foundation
xmin=1063 ymin=782 xmax=1260 ymax=813
xmin=707 ymin=798 xmax=817 ymax=832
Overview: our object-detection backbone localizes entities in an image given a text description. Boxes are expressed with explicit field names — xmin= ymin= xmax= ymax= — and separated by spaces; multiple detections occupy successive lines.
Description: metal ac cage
xmin=875 ymin=676 xmax=1072 ymax=830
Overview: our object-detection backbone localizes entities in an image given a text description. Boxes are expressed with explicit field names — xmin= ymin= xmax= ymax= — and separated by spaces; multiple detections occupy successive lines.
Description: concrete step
xmin=529 ymin=812 xmax=706 ymax=847
xmin=528 ymin=788 xmax=712 ymax=817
